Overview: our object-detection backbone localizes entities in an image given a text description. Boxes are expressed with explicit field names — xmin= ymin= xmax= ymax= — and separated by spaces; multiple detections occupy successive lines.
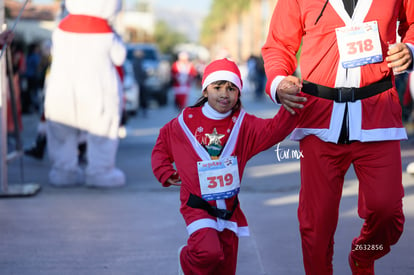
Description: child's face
xmin=203 ymin=82 xmax=239 ymax=113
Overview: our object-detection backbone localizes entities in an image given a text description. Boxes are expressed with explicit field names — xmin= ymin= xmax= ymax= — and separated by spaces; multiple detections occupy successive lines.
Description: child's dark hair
xmin=191 ymin=80 xmax=242 ymax=112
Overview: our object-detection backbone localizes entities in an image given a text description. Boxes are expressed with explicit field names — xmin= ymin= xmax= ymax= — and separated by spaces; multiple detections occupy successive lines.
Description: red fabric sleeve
xmin=399 ymin=0 xmax=414 ymax=43
xmin=151 ymin=121 xmax=178 ymax=187
xmin=240 ymin=105 xmax=301 ymax=160
xmin=261 ymin=0 xmax=303 ymax=96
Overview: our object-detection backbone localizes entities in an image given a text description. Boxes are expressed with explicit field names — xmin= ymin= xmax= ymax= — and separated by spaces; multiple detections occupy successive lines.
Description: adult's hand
xmin=277 ymin=75 xmax=307 ymax=115
xmin=386 ymin=42 xmax=413 ymax=74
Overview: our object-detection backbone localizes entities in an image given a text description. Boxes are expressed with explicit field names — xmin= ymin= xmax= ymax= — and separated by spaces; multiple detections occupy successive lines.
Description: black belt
xmin=186 ymin=193 xmax=239 ymax=220
xmin=302 ymin=76 xmax=392 ymax=103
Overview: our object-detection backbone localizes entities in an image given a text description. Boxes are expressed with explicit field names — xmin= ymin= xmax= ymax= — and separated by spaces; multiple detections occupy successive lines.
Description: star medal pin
xmin=205 ymin=128 xmax=225 ymax=158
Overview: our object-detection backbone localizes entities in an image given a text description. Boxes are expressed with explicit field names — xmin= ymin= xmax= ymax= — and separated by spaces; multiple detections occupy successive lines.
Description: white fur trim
xmin=202 ymin=70 xmax=242 ymax=91
xmin=220 ymin=110 xmax=245 ymax=158
xmin=186 ymin=218 xmax=250 ymax=237
xmin=178 ymin=112 xmax=212 ymax=160
xmin=270 ymin=76 xmax=285 ymax=103
xmin=359 ymin=128 xmax=407 ymax=141
xmin=290 ymin=127 xmax=407 ymax=143
xmin=178 ymin=109 xmax=246 ymax=161
xmin=348 ymin=101 xmax=362 ymax=141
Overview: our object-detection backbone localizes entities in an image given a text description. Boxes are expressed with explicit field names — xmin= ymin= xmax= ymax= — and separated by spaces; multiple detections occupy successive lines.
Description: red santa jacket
xmin=152 ymin=105 xmax=298 ymax=236
xmin=171 ymin=61 xmax=198 ymax=93
xmin=262 ymin=0 xmax=414 ymax=143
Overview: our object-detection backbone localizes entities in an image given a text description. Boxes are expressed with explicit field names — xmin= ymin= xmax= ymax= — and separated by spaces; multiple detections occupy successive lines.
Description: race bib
xmin=197 ymin=156 xmax=240 ymax=201
xmin=336 ymin=21 xmax=383 ymax=68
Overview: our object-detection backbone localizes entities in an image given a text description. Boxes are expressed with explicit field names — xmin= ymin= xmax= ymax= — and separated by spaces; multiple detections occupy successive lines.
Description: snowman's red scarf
xmin=59 ymin=14 xmax=112 ymax=33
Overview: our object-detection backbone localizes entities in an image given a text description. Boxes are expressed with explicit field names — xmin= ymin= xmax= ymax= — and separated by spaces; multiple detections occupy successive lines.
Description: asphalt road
xmin=1 ymin=88 xmax=414 ymax=274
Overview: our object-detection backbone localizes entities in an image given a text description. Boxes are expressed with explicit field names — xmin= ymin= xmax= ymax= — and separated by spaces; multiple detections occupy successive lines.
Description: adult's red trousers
xmin=298 ymin=135 xmax=405 ymax=275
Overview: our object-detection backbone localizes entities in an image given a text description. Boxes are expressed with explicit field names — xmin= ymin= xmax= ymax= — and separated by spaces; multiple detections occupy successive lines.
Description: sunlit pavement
xmin=1 ymin=88 xmax=414 ymax=274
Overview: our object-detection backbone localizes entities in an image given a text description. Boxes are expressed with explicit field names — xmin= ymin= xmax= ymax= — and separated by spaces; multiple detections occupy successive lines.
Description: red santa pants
xmin=298 ymin=135 xmax=405 ymax=275
xmin=175 ymin=94 xmax=189 ymax=110
xmin=180 ymin=228 xmax=239 ymax=275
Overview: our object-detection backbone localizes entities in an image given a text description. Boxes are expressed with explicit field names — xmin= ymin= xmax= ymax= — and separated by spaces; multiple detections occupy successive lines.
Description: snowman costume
xmin=44 ymin=0 xmax=126 ymax=187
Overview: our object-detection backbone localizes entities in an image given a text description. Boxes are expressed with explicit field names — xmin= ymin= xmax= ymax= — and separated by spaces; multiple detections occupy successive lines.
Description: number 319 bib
xmin=197 ymin=156 xmax=240 ymax=201
xmin=336 ymin=21 xmax=383 ymax=68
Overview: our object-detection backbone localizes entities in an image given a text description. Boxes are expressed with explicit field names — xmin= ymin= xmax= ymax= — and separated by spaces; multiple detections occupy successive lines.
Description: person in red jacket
xmin=171 ymin=51 xmax=198 ymax=110
xmin=262 ymin=1 xmax=414 ymax=274
xmin=152 ymin=58 xmax=302 ymax=275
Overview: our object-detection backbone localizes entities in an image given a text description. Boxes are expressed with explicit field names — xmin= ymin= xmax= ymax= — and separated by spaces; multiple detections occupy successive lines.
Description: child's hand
xmin=166 ymin=172 xmax=181 ymax=186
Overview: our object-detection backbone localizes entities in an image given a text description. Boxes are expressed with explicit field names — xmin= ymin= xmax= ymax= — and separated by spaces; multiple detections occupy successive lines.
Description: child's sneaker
xmin=348 ymin=253 xmax=374 ymax=275
xmin=178 ymin=245 xmax=185 ymax=275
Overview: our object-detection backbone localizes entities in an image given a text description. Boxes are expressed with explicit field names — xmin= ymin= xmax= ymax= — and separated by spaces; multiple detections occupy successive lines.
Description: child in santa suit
xmin=44 ymin=0 xmax=126 ymax=187
xmin=171 ymin=51 xmax=198 ymax=110
xmin=152 ymin=58 xmax=303 ymax=274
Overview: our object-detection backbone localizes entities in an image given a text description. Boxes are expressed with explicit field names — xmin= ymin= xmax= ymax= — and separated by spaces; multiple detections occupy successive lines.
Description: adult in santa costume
xmin=44 ymin=0 xmax=126 ymax=187
xmin=171 ymin=51 xmax=198 ymax=110
xmin=152 ymin=58 xmax=301 ymax=275
xmin=262 ymin=0 xmax=414 ymax=274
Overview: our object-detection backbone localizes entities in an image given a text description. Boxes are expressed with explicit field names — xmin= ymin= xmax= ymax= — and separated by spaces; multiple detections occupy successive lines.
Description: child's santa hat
xmin=201 ymin=58 xmax=243 ymax=92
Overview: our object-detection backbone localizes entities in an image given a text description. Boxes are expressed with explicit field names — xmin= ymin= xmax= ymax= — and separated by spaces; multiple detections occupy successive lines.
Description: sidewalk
xmin=1 ymin=100 xmax=414 ymax=274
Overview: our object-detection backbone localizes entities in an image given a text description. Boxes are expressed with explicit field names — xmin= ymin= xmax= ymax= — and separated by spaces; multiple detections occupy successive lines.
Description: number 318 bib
xmin=336 ymin=21 xmax=383 ymax=68
xmin=197 ymin=156 xmax=240 ymax=201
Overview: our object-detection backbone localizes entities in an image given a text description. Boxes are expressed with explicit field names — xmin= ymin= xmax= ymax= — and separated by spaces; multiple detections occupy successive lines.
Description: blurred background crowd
xmin=3 ymin=0 xmax=414 ymax=155
xmin=3 ymin=0 xmax=273 ymax=139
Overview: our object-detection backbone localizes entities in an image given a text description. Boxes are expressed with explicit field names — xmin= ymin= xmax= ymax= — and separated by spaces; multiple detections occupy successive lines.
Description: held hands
xmin=386 ymin=42 xmax=413 ymax=74
xmin=277 ymin=75 xmax=307 ymax=115
xmin=166 ymin=172 xmax=181 ymax=186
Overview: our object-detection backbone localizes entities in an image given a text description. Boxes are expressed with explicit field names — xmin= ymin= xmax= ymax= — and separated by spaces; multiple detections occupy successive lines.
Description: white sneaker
xmin=178 ymin=245 xmax=185 ymax=275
